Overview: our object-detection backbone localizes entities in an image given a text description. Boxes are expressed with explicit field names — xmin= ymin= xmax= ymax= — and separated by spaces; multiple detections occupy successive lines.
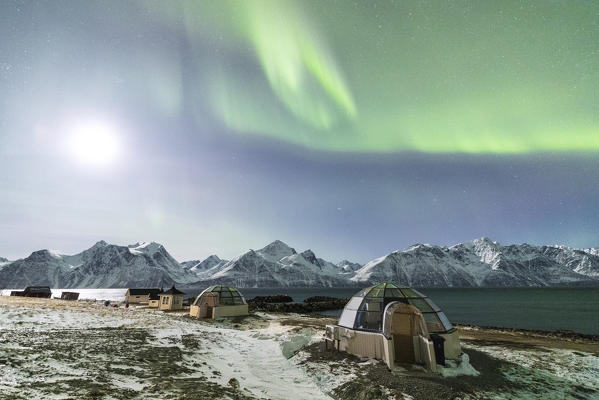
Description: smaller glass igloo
xmin=338 ymin=283 xmax=453 ymax=334
xmin=193 ymin=285 xmax=247 ymax=306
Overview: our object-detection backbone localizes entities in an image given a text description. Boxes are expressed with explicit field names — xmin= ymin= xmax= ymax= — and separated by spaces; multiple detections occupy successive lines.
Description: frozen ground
xmin=0 ymin=297 xmax=597 ymax=400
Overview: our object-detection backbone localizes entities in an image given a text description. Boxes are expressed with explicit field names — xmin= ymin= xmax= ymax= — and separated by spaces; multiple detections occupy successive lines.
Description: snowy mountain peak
xmin=128 ymin=241 xmax=164 ymax=255
xmin=337 ymin=260 xmax=362 ymax=272
xmin=203 ymin=254 xmax=222 ymax=263
xmin=473 ymin=237 xmax=498 ymax=246
xmin=468 ymin=237 xmax=502 ymax=267
xmin=584 ymin=248 xmax=599 ymax=257
xmin=27 ymin=249 xmax=63 ymax=261
xmin=183 ymin=255 xmax=228 ymax=275
xmin=257 ymin=240 xmax=297 ymax=261
xmin=405 ymin=243 xmax=434 ymax=252
xmin=300 ymin=250 xmax=319 ymax=266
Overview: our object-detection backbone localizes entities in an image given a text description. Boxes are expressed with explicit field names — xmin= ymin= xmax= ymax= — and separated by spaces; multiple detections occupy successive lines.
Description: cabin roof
xmin=160 ymin=286 xmax=184 ymax=295
xmin=24 ymin=286 xmax=52 ymax=293
xmin=128 ymin=288 xmax=162 ymax=295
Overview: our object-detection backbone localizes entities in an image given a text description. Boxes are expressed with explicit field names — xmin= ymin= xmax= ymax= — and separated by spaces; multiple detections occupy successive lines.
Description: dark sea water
xmin=185 ymin=287 xmax=599 ymax=335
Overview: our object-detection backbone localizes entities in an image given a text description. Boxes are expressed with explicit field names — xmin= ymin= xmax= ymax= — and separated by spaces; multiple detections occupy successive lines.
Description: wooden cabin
xmin=125 ymin=288 xmax=163 ymax=304
xmin=148 ymin=292 xmax=160 ymax=308
xmin=60 ymin=291 xmax=80 ymax=301
xmin=10 ymin=286 xmax=52 ymax=298
xmin=158 ymin=286 xmax=185 ymax=311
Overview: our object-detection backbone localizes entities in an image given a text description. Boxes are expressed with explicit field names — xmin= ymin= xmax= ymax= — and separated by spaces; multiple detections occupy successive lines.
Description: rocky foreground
xmin=0 ymin=297 xmax=597 ymax=400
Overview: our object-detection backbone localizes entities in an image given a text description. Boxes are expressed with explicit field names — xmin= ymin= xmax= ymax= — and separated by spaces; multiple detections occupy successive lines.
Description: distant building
xmin=148 ymin=292 xmax=161 ymax=308
xmin=60 ymin=291 xmax=79 ymax=301
xmin=10 ymin=286 xmax=52 ymax=298
xmin=125 ymin=288 xmax=163 ymax=304
xmin=190 ymin=286 xmax=249 ymax=319
xmin=158 ymin=286 xmax=185 ymax=311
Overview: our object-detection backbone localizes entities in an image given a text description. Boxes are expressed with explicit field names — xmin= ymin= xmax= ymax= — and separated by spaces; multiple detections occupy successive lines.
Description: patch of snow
xmin=437 ymin=352 xmax=480 ymax=377
xmin=48 ymin=250 xmax=63 ymax=259
xmin=464 ymin=343 xmax=599 ymax=399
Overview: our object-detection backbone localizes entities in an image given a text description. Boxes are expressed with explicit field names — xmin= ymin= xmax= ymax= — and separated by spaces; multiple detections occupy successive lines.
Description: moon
xmin=66 ymin=118 xmax=122 ymax=168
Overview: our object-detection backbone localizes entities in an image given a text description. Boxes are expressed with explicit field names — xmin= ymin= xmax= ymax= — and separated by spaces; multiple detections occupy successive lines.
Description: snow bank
xmin=437 ymin=353 xmax=480 ymax=377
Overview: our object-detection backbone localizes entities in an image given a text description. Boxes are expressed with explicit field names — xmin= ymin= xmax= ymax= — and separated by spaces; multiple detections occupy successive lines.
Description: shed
xmin=158 ymin=286 xmax=185 ymax=311
xmin=148 ymin=292 xmax=161 ymax=308
xmin=125 ymin=288 xmax=163 ymax=304
xmin=11 ymin=286 xmax=52 ymax=298
xmin=60 ymin=291 xmax=80 ymax=301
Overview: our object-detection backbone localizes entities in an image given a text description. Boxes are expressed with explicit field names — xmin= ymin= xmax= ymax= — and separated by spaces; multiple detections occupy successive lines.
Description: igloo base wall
xmin=325 ymin=325 xmax=440 ymax=372
xmin=190 ymin=304 xmax=249 ymax=319
xmin=213 ymin=304 xmax=249 ymax=319
xmin=325 ymin=325 xmax=395 ymax=368
xmin=438 ymin=329 xmax=461 ymax=360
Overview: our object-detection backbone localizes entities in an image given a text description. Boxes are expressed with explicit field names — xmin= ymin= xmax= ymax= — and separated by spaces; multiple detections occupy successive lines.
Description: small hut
xmin=190 ymin=285 xmax=249 ymax=319
xmin=158 ymin=286 xmax=185 ymax=311
xmin=148 ymin=292 xmax=161 ymax=308
xmin=10 ymin=286 xmax=52 ymax=298
xmin=60 ymin=291 xmax=80 ymax=301
xmin=125 ymin=288 xmax=163 ymax=304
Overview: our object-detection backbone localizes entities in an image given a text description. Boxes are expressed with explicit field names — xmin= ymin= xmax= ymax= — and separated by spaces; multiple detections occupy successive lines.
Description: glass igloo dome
xmin=338 ymin=283 xmax=454 ymax=334
xmin=193 ymin=285 xmax=247 ymax=306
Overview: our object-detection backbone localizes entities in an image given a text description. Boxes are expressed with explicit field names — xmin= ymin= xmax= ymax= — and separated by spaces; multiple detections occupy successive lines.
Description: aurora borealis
xmin=1 ymin=0 xmax=598 ymax=262
xmin=153 ymin=0 xmax=599 ymax=153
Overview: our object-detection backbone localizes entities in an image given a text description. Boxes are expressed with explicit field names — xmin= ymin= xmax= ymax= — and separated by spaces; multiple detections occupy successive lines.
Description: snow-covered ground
xmin=0 ymin=298 xmax=332 ymax=399
xmin=462 ymin=343 xmax=599 ymax=399
xmin=0 ymin=297 xmax=597 ymax=400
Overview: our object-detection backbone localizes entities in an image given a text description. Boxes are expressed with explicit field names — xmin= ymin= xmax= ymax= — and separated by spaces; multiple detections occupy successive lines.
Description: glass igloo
xmin=193 ymin=285 xmax=247 ymax=306
xmin=338 ymin=283 xmax=454 ymax=334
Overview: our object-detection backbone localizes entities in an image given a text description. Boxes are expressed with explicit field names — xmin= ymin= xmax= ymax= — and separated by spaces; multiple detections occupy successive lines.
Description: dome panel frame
xmin=193 ymin=285 xmax=247 ymax=306
xmin=337 ymin=283 xmax=454 ymax=334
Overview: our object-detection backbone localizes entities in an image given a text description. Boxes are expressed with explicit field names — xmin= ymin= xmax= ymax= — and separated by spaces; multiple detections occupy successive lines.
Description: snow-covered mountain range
xmin=0 ymin=238 xmax=597 ymax=289
xmin=351 ymin=238 xmax=599 ymax=287
xmin=193 ymin=240 xmax=351 ymax=288
xmin=181 ymin=255 xmax=228 ymax=275
xmin=0 ymin=241 xmax=197 ymax=289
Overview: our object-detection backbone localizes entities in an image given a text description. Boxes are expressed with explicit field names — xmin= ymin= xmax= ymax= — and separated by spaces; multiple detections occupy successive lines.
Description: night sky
xmin=1 ymin=0 xmax=598 ymax=263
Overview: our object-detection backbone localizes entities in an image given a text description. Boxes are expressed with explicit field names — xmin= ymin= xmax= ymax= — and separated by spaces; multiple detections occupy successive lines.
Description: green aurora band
xmin=147 ymin=0 xmax=598 ymax=153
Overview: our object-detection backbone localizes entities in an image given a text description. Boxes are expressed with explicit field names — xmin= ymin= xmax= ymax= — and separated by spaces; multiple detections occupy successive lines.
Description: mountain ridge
xmin=0 ymin=237 xmax=597 ymax=289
